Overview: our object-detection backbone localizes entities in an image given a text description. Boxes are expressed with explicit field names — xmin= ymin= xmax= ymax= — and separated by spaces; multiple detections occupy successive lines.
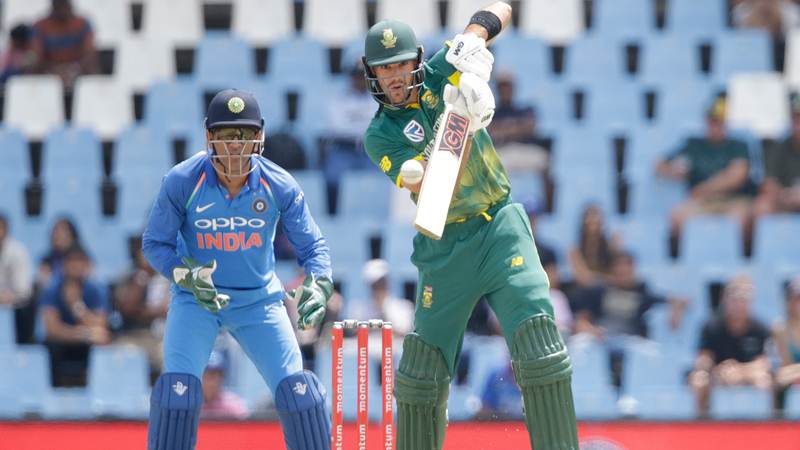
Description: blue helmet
xmin=204 ymin=89 xmax=264 ymax=130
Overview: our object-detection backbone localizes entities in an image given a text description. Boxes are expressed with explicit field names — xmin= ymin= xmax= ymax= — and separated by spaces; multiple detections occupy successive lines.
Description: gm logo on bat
xmin=438 ymin=111 xmax=469 ymax=157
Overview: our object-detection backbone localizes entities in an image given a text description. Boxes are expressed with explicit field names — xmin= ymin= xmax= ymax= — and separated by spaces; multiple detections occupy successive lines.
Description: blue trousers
xmin=163 ymin=287 xmax=303 ymax=392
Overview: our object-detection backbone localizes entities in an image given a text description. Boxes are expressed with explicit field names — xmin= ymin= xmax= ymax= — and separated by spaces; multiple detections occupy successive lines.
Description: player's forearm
xmin=464 ymin=2 xmax=512 ymax=42
xmin=141 ymin=237 xmax=182 ymax=281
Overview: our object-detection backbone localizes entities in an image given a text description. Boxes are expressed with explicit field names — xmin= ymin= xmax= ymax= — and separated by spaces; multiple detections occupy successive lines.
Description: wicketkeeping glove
xmin=173 ymin=257 xmax=230 ymax=313
xmin=445 ymin=32 xmax=494 ymax=81
xmin=289 ymin=274 xmax=334 ymax=330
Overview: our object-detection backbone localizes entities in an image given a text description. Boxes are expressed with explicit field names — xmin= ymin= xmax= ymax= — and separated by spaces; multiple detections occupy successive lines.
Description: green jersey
xmin=364 ymin=47 xmax=510 ymax=224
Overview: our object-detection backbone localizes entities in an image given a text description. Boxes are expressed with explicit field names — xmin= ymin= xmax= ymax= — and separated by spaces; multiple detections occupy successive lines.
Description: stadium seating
xmin=194 ymin=33 xmax=257 ymax=88
xmin=375 ymin=0 xmax=440 ymax=40
xmin=113 ymin=37 xmax=176 ymax=93
xmin=73 ymin=0 xmax=132 ymax=47
xmin=1 ymin=0 xmax=49 ymax=31
xmin=338 ymin=171 xmax=392 ymax=221
xmin=727 ymin=72 xmax=790 ymax=139
xmin=785 ymin=387 xmax=800 ymax=419
xmin=564 ymin=35 xmax=629 ymax=86
xmin=0 ymin=127 xmax=31 ymax=221
xmin=143 ymin=80 xmax=205 ymax=137
xmin=592 ymin=0 xmax=655 ymax=41
xmin=753 ymin=214 xmax=800 ymax=267
xmin=12 ymin=345 xmax=52 ymax=416
xmin=140 ymin=0 xmax=203 ymax=47
xmin=291 ymin=170 xmax=328 ymax=220
xmin=41 ymin=127 xmax=104 ymax=220
xmin=711 ymin=29 xmax=772 ymax=85
xmin=639 ymin=35 xmax=702 ymax=85
xmin=665 ymin=0 xmax=726 ymax=38
xmin=231 ymin=0 xmax=294 ymax=46
xmin=680 ymin=216 xmax=744 ymax=273
xmin=785 ymin=29 xmax=800 ymax=90
xmin=268 ymin=35 xmax=330 ymax=84
xmin=0 ymin=307 xmax=14 ymax=349
xmin=518 ymin=0 xmax=584 ymax=44
xmin=609 ymin=216 xmax=670 ymax=266
xmin=507 ymin=170 xmax=545 ymax=209
xmin=491 ymin=34 xmax=552 ymax=94
xmin=5 ymin=75 xmax=65 ymax=139
xmin=88 ymin=346 xmax=149 ymax=418
xmin=304 ymin=0 xmax=366 ymax=46
xmin=582 ymin=81 xmax=646 ymax=129
xmin=447 ymin=0 xmax=496 ymax=34
xmin=382 ymin=222 xmax=418 ymax=288
xmin=72 ymin=75 xmax=134 ymax=140
xmin=710 ymin=386 xmax=773 ymax=420
xmin=315 ymin=217 xmax=373 ymax=278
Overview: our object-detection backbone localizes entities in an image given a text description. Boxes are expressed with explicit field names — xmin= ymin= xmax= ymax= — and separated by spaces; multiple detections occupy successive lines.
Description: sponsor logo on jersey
xmin=196 ymin=202 xmax=215 ymax=213
xmin=252 ymin=198 xmax=267 ymax=213
xmin=403 ymin=119 xmax=425 ymax=143
xmin=380 ymin=155 xmax=392 ymax=173
xmin=381 ymin=29 xmax=397 ymax=49
xmin=195 ymin=216 xmax=266 ymax=251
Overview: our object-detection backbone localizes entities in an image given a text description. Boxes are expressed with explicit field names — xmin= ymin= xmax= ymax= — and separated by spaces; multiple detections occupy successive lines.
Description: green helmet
xmin=362 ymin=19 xmax=425 ymax=107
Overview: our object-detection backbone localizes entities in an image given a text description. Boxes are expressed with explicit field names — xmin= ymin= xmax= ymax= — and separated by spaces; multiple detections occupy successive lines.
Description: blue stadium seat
xmin=652 ymin=79 xmax=715 ymax=130
xmin=507 ymin=171 xmax=545 ymax=208
xmin=80 ymin=218 xmax=133 ymax=280
xmin=622 ymin=340 xmax=691 ymax=395
xmin=194 ymin=32 xmax=257 ymax=88
xmin=568 ymin=337 xmax=612 ymax=388
xmin=666 ymin=0 xmax=726 ymax=38
xmin=0 ymin=128 xmax=32 ymax=222
xmin=315 ymin=218 xmax=373 ymax=277
xmin=517 ymin=79 xmax=572 ymax=130
xmin=583 ymin=81 xmax=645 ymax=129
xmin=641 ymin=264 xmax=709 ymax=326
xmin=464 ymin=336 xmax=510 ymax=394
xmin=42 ymin=127 xmax=102 ymax=181
xmin=268 ymin=36 xmax=329 ymax=83
xmin=609 ymin=217 xmax=669 ymax=266
xmin=144 ymin=80 xmax=204 ymax=137
xmin=624 ymin=124 xmax=688 ymax=180
xmin=711 ymin=29 xmax=772 ymax=85
xmin=751 ymin=265 xmax=797 ymax=325
xmin=114 ymin=126 xmax=173 ymax=177
xmin=0 ymin=307 xmax=14 ymax=350
xmin=550 ymin=125 xmax=614 ymax=177
xmin=43 ymin=387 xmax=93 ymax=419
xmin=14 ymin=217 xmax=49 ymax=264
xmin=752 ymin=214 xmax=800 ymax=267
xmin=12 ymin=345 xmax=52 ymax=415
xmin=552 ymin=175 xmax=617 ymax=248
xmin=786 ymin=387 xmax=800 ymax=419
xmin=640 ymin=35 xmax=702 ymax=85
xmin=230 ymin=349 xmax=270 ymax=412
xmin=710 ymin=386 xmax=772 ymax=419
xmin=643 ymin=303 xmax=701 ymax=356
xmin=491 ymin=34 xmax=552 ymax=94
xmin=88 ymin=345 xmax=149 ymax=418
xmin=573 ymin=384 xmax=619 ymax=419
xmin=290 ymin=170 xmax=328 ymax=220
xmin=564 ymin=36 xmax=629 ymax=86
xmin=630 ymin=387 xmax=695 ymax=419
xmin=338 ymin=172 xmax=391 ymax=221
xmin=383 ymin=222 xmax=417 ymax=286
xmin=592 ymin=0 xmax=655 ymax=40
xmin=249 ymin=80 xmax=287 ymax=134
xmin=627 ymin=175 xmax=687 ymax=222
xmin=680 ymin=216 xmax=744 ymax=272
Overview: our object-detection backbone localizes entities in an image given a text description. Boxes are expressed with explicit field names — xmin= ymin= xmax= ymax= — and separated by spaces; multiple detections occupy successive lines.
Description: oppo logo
xmin=194 ymin=217 xmax=266 ymax=231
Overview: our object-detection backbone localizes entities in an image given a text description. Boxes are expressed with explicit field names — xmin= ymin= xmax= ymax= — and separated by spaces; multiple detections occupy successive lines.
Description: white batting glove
xmin=446 ymin=33 xmax=494 ymax=82
xmin=443 ymin=74 xmax=495 ymax=133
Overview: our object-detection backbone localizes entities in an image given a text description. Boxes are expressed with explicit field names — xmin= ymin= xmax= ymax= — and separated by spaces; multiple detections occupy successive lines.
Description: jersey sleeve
xmin=141 ymin=171 xmax=188 ymax=280
xmin=276 ymin=172 xmax=333 ymax=280
xmin=424 ymin=46 xmax=460 ymax=93
xmin=364 ymin=131 xmax=422 ymax=187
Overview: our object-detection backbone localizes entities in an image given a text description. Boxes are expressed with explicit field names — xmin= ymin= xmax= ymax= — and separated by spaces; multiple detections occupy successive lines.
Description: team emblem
xmin=380 ymin=155 xmax=392 ymax=173
xmin=228 ymin=96 xmax=245 ymax=114
xmin=421 ymin=285 xmax=433 ymax=309
xmin=381 ymin=29 xmax=397 ymax=49
xmin=403 ymin=120 xmax=425 ymax=143
xmin=511 ymin=256 xmax=524 ymax=267
xmin=421 ymin=90 xmax=439 ymax=109
xmin=252 ymin=198 xmax=268 ymax=213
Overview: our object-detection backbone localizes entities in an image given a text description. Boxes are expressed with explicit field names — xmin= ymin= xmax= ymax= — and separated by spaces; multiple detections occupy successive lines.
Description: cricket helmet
xmin=204 ymin=89 xmax=265 ymax=178
xmin=363 ymin=19 xmax=425 ymax=107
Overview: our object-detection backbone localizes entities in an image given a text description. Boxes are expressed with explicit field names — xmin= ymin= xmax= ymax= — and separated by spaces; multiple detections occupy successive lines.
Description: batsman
xmin=362 ymin=2 xmax=579 ymax=449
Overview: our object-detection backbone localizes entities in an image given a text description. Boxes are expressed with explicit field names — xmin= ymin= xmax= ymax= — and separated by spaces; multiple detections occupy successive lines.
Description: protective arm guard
xmin=511 ymin=314 xmax=580 ymax=450
xmin=394 ymin=334 xmax=451 ymax=450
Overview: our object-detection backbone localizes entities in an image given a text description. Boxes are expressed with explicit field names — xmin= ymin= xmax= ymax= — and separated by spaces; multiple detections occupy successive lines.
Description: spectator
xmin=573 ymin=251 xmax=686 ymax=388
xmin=773 ymin=276 xmax=800 ymax=390
xmin=40 ymin=246 xmax=110 ymax=386
xmin=262 ymin=129 xmax=307 ymax=171
xmin=476 ymin=359 xmax=523 ymax=420
xmin=656 ymin=98 xmax=753 ymax=248
xmin=32 ymin=0 xmax=98 ymax=89
xmin=688 ymin=276 xmax=772 ymax=416
xmin=754 ymin=97 xmax=800 ymax=217
xmin=0 ymin=214 xmax=34 ymax=343
xmin=37 ymin=217 xmax=83 ymax=290
xmin=321 ymin=61 xmax=376 ymax=213
xmin=349 ymin=259 xmax=414 ymax=336
xmin=201 ymin=349 xmax=249 ymax=420
xmin=732 ymin=0 xmax=784 ymax=35
xmin=0 ymin=24 xmax=38 ymax=83
xmin=568 ymin=204 xmax=619 ymax=289
xmin=487 ymin=72 xmax=550 ymax=172
xmin=112 ymin=236 xmax=169 ymax=379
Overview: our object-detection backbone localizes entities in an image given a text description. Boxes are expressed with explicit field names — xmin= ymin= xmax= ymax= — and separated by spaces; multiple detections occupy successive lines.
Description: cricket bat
xmin=414 ymin=104 xmax=472 ymax=240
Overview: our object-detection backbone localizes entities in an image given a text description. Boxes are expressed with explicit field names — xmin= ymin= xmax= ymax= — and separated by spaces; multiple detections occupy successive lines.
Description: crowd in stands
xmin=1 ymin=0 xmax=800 ymax=421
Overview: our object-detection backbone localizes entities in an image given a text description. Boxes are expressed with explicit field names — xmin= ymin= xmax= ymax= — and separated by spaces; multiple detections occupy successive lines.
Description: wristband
xmin=469 ymin=10 xmax=502 ymax=41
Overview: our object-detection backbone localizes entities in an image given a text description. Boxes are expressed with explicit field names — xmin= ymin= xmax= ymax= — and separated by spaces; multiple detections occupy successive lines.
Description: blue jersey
xmin=142 ymin=152 xmax=331 ymax=298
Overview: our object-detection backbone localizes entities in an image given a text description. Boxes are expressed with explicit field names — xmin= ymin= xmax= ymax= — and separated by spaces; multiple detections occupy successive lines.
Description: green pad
xmin=511 ymin=314 xmax=579 ymax=450
xmin=394 ymin=333 xmax=451 ymax=450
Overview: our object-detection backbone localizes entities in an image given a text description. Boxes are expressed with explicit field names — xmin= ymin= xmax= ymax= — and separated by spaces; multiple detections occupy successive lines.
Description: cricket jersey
xmin=142 ymin=152 xmax=331 ymax=299
xmin=364 ymin=47 xmax=511 ymax=224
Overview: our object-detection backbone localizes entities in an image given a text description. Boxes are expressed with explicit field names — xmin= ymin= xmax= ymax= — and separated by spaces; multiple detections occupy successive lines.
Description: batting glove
xmin=446 ymin=32 xmax=494 ymax=81
xmin=289 ymin=274 xmax=333 ymax=330
xmin=173 ymin=257 xmax=231 ymax=313
xmin=443 ymin=74 xmax=495 ymax=133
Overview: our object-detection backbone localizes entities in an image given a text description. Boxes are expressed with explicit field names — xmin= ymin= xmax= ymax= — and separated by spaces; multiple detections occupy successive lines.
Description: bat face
xmin=438 ymin=112 xmax=469 ymax=157
xmin=414 ymin=106 xmax=472 ymax=240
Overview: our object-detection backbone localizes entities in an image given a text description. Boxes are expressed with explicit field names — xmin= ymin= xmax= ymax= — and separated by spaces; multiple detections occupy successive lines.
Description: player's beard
xmin=208 ymin=140 xmax=261 ymax=179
